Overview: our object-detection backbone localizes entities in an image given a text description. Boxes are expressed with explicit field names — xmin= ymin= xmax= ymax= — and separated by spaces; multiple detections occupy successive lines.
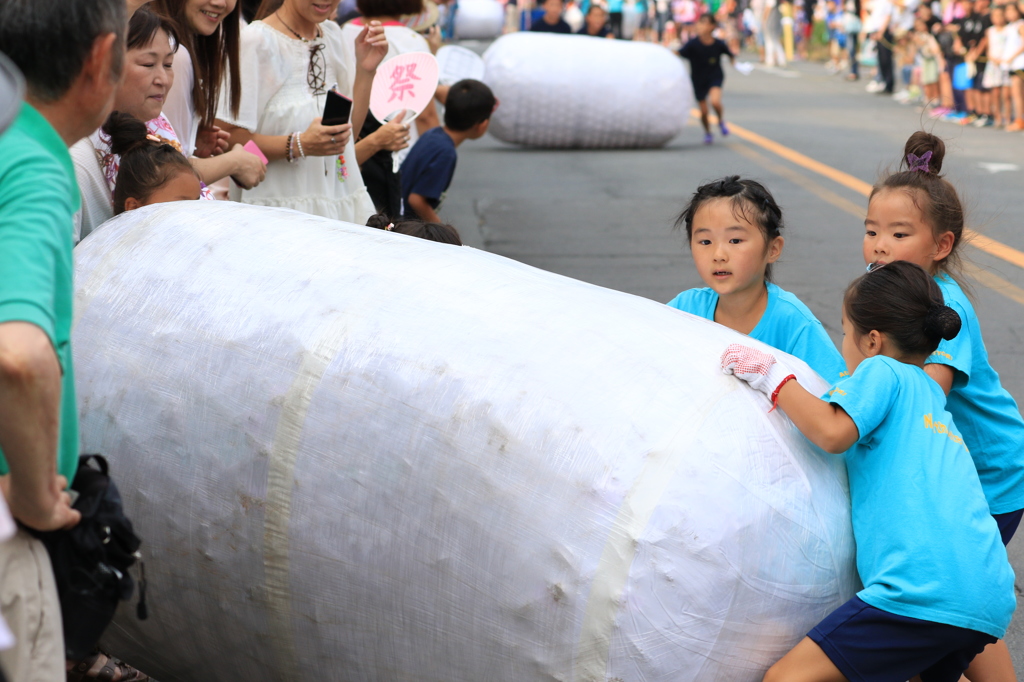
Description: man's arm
xmin=407 ymin=193 xmax=442 ymax=223
xmin=0 ymin=322 xmax=80 ymax=531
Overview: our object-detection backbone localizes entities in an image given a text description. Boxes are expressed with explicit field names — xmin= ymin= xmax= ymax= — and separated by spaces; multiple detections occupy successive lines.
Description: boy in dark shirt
xmin=679 ymin=13 xmax=735 ymax=144
xmin=530 ymin=0 xmax=573 ymax=33
xmin=400 ymin=79 xmax=496 ymax=223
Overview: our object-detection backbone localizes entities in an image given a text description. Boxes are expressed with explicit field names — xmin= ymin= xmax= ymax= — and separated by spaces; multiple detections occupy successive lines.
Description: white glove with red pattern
xmin=720 ymin=343 xmax=796 ymax=405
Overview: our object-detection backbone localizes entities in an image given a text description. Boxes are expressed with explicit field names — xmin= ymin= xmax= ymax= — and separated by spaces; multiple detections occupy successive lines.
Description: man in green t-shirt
xmin=0 ymin=1 xmax=125 ymax=680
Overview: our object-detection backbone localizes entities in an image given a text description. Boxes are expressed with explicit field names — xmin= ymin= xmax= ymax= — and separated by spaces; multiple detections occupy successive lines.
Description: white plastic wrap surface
xmin=482 ymin=33 xmax=690 ymax=148
xmin=454 ymin=0 xmax=505 ymax=39
xmin=75 ymin=202 xmax=857 ymax=682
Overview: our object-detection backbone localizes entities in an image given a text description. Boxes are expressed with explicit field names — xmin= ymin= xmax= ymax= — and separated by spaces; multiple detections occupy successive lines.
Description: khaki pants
xmin=0 ymin=528 xmax=64 ymax=682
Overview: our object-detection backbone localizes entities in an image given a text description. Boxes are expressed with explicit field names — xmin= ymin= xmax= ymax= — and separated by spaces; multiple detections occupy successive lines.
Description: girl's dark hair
xmin=103 ymin=111 xmax=199 ymax=215
xmin=366 ymin=213 xmax=463 ymax=245
xmin=674 ymin=175 xmax=784 ymax=281
xmin=871 ymin=131 xmax=966 ymax=280
xmin=151 ymin=0 xmax=242 ymax=126
xmin=844 ymin=260 xmax=961 ymax=357
xmin=127 ymin=6 xmax=180 ymax=53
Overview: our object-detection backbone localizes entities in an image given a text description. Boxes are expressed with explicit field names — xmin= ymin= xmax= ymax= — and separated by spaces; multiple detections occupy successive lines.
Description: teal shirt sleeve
xmin=825 ymin=358 xmax=898 ymax=446
xmin=666 ymin=288 xmax=717 ymax=320
xmin=0 ymin=115 xmax=80 ymax=482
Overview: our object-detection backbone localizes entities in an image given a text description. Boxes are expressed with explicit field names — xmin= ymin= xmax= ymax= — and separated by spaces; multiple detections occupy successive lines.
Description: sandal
xmin=67 ymin=651 xmax=150 ymax=682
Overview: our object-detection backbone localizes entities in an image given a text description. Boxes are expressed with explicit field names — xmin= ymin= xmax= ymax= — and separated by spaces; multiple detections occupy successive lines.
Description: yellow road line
xmin=964 ymin=264 xmax=1024 ymax=307
xmin=690 ymin=110 xmax=1024 ymax=272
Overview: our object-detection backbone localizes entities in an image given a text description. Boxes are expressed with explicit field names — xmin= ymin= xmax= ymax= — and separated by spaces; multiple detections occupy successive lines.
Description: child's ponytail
xmin=845 ymin=261 xmax=961 ymax=357
xmin=103 ymin=111 xmax=197 ymax=215
xmin=872 ymin=131 xmax=966 ymax=280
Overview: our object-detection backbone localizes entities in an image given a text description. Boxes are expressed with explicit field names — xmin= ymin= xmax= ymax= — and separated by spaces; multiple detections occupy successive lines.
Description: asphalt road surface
xmin=442 ymin=50 xmax=1024 ymax=668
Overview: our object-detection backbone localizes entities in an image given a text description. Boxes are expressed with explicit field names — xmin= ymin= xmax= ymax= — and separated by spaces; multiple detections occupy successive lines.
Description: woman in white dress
xmin=215 ymin=0 xmax=387 ymax=222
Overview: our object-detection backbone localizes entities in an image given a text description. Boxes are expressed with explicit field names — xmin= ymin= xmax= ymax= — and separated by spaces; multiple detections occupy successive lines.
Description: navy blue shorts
xmin=692 ymin=76 xmax=724 ymax=102
xmin=809 ymin=597 xmax=995 ymax=682
xmin=994 ymin=509 xmax=1023 ymax=546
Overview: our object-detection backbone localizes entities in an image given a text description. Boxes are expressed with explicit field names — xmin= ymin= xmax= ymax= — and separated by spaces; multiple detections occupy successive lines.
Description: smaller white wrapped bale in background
xmin=454 ymin=0 xmax=505 ymax=39
xmin=483 ymin=33 xmax=690 ymax=148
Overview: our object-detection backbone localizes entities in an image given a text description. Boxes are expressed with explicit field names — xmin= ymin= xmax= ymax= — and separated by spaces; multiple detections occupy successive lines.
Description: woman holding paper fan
xmin=339 ymin=0 xmax=444 ymax=216
xmin=215 ymin=0 xmax=387 ymax=222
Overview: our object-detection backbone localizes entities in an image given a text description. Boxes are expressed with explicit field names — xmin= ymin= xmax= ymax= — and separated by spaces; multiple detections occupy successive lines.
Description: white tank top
xmin=1007 ymin=21 xmax=1024 ymax=70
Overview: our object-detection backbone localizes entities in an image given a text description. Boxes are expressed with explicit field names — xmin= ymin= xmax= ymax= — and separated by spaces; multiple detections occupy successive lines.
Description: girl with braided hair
xmin=861 ymin=130 xmax=1024 ymax=681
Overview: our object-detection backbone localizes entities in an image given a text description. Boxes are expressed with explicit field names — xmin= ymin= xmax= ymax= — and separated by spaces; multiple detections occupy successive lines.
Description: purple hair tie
xmin=907 ymin=151 xmax=932 ymax=173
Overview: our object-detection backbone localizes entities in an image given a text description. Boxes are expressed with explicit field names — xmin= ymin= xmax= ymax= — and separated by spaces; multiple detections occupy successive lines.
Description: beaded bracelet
xmin=295 ymin=131 xmax=305 ymax=159
xmin=285 ymin=132 xmax=294 ymax=163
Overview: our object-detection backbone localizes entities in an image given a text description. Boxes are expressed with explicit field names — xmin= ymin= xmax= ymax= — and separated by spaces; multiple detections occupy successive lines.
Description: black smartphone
xmin=322 ymin=89 xmax=352 ymax=126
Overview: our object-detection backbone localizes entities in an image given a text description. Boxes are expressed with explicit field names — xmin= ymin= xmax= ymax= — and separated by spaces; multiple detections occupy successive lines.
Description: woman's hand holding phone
xmin=302 ymin=117 xmax=351 ymax=157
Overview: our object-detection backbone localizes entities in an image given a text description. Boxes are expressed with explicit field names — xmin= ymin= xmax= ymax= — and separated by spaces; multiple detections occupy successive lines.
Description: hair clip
xmin=146 ymin=133 xmax=162 ymax=144
xmin=907 ymin=151 xmax=932 ymax=173
xmin=385 ymin=223 xmax=394 ymax=231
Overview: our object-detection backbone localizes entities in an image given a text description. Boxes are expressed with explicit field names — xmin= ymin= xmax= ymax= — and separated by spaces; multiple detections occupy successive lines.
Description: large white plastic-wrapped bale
xmin=454 ymin=0 xmax=505 ymax=39
xmin=75 ymin=203 xmax=857 ymax=682
xmin=482 ymin=33 xmax=691 ymax=148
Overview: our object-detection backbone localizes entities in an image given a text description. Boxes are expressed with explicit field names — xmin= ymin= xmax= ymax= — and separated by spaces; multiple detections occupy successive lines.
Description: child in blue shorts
xmin=722 ymin=260 xmax=1016 ymax=682
xmin=667 ymin=175 xmax=846 ymax=384
xmin=861 ymin=131 xmax=1024 ymax=678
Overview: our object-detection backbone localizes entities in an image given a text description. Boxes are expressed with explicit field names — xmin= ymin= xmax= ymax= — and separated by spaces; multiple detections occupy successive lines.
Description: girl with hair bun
xmin=668 ymin=175 xmax=846 ymax=383
xmin=365 ymin=212 xmax=462 ymax=244
xmin=104 ymin=112 xmax=203 ymax=214
xmin=863 ymin=130 xmax=1024 ymax=680
xmin=721 ymin=260 xmax=1015 ymax=681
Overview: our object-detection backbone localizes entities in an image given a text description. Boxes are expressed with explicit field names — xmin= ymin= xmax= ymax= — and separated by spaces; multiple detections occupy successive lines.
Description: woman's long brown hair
xmin=151 ymin=0 xmax=242 ymax=127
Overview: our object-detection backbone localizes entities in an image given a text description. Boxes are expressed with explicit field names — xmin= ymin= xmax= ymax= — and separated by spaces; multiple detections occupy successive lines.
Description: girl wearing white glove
xmin=722 ymin=260 xmax=1015 ymax=682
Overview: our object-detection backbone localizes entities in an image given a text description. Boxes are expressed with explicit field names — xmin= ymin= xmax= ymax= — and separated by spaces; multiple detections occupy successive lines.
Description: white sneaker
xmin=866 ymin=80 xmax=884 ymax=93
xmin=892 ymin=90 xmax=911 ymax=103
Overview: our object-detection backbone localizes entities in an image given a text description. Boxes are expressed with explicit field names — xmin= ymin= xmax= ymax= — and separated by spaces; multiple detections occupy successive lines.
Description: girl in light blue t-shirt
xmin=667 ymin=175 xmax=845 ymax=383
xmin=861 ymin=131 xmax=1024 ymax=679
xmin=722 ymin=261 xmax=1015 ymax=682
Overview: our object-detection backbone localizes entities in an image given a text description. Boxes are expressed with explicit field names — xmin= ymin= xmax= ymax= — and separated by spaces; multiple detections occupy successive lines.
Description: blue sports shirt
xmin=926 ymin=275 xmax=1024 ymax=514
xmin=667 ymin=282 xmax=846 ymax=383
xmin=827 ymin=356 xmax=1015 ymax=638
xmin=400 ymin=126 xmax=457 ymax=219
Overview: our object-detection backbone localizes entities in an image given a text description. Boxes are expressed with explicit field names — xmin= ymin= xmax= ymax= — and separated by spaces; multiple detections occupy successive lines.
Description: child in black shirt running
xmin=679 ymin=13 xmax=735 ymax=145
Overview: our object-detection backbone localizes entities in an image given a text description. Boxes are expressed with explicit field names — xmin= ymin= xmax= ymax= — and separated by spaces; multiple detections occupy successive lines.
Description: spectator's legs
xmin=848 ymin=32 xmax=859 ymax=78
xmin=953 ymin=86 xmax=967 ymax=113
xmin=877 ymin=31 xmax=894 ymax=93
xmin=0 ymin=529 xmax=65 ymax=682
xmin=978 ymin=87 xmax=991 ymax=120
xmin=1008 ymin=73 xmax=1024 ymax=129
xmin=940 ymin=64 xmax=954 ymax=109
